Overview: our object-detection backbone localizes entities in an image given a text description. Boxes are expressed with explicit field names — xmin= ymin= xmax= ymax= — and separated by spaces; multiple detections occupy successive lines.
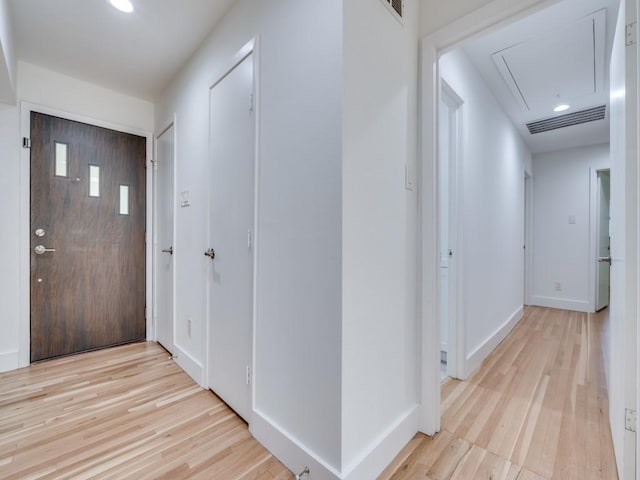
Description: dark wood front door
xmin=30 ymin=112 xmax=147 ymax=362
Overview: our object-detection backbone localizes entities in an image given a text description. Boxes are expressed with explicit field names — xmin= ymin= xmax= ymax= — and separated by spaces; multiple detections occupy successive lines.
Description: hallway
xmin=381 ymin=306 xmax=617 ymax=479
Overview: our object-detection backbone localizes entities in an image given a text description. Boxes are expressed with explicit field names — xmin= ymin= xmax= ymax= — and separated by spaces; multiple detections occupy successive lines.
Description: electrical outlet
xmin=625 ymin=408 xmax=637 ymax=432
xmin=187 ymin=318 xmax=192 ymax=338
xmin=554 ymin=282 xmax=562 ymax=291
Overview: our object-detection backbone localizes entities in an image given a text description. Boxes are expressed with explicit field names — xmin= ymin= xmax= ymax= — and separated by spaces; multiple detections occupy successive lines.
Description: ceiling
xmin=8 ymin=0 xmax=238 ymax=101
xmin=461 ymin=0 xmax=620 ymax=153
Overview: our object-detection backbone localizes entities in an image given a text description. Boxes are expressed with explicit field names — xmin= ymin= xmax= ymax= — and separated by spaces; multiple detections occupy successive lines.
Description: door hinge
xmin=626 ymin=22 xmax=637 ymax=46
xmin=249 ymin=93 xmax=254 ymax=112
xmin=23 ymin=137 xmax=31 ymax=149
xmin=247 ymin=229 xmax=253 ymax=249
xmin=246 ymin=366 xmax=251 ymax=385
xmin=625 ymin=408 xmax=637 ymax=432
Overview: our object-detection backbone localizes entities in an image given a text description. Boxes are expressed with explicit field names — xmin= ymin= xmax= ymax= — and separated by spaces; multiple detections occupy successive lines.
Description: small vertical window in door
xmin=55 ymin=142 xmax=68 ymax=177
xmin=119 ymin=185 xmax=130 ymax=215
xmin=89 ymin=165 xmax=100 ymax=197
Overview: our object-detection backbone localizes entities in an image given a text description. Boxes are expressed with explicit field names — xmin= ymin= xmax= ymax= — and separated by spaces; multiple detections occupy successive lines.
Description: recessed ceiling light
xmin=108 ymin=0 xmax=134 ymax=13
xmin=553 ymin=104 xmax=570 ymax=113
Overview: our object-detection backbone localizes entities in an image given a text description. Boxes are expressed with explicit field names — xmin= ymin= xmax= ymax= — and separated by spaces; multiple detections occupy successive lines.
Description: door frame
xmin=153 ymin=115 xmax=178 ymax=354
xmin=419 ymin=0 xmax=566 ymax=435
xmin=204 ymin=37 xmax=260 ymax=417
xmin=18 ymin=102 xmax=153 ymax=367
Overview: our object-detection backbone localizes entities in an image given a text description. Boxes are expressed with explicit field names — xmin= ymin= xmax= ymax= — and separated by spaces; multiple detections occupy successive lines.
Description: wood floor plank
xmin=0 ymin=343 xmax=292 ymax=480
xmin=383 ymin=306 xmax=618 ymax=480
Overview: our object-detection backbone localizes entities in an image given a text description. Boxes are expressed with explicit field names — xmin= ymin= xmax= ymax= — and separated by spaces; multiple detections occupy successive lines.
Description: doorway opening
xmin=154 ymin=121 xmax=176 ymax=355
xmin=594 ymin=168 xmax=611 ymax=311
xmin=421 ymin=0 xmax=623 ymax=444
xmin=524 ymin=172 xmax=532 ymax=306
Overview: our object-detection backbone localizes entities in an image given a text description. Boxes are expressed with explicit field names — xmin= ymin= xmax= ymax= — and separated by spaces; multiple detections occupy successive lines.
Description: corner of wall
xmin=250 ymin=410 xmax=342 ymax=480
xmin=173 ymin=344 xmax=205 ymax=387
xmin=0 ymin=350 xmax=20 ymax=373
xmin=341 ymin=406 xmax=419 ymax=480
xmin=465 ymin=306 xmax=523 ymax=378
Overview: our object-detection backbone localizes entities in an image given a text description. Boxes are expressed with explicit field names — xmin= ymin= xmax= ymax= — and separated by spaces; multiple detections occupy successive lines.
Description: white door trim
xmin=18 ymin=101 xmax=154 ymax=368
xmin=419 ymin=0 xmax=564 ymax=435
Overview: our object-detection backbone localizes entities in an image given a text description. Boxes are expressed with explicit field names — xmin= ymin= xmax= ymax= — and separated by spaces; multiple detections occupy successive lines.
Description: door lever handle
xmin=598 ymin=256 xmax=612 ymax=265
xmin=34 ymin=245 xmax=56 ymax=255
xmin=162 ymin=247 xmax=174 ymax=255
xmin=204 ymin=248 xmax=216 ymax=260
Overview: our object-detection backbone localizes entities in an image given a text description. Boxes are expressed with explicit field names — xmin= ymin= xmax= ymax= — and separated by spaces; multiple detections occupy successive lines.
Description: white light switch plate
xmin=405 ymin=164 xmax=416 ymax=191
xmin=181 ymin=190 xmax=191 ymax=207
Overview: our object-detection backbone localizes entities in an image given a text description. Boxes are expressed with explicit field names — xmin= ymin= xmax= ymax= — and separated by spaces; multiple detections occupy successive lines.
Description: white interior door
xmin=439 ymin=82 xmax=462 ymax=379
xmin=155 ymin=124 xmax=175 ymax=354
xmin=608 ymin=0 xmax=637 ymax=476
xmin=438 ymin=95 xmax=450 ymax=369
xmin=595 ymin=170 xmax=610 ymax=311
xmin=208 ymin=53 xmax=255 ymax=422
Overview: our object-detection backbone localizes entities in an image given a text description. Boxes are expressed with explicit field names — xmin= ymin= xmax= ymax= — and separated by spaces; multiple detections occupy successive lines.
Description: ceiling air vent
xmin=379 ymin=0 xmax=403 ymax=19
xmin=391 ymin=0 xmax=402 ymax=16
xmin=526 ymin=105 xmax=606 ymax=134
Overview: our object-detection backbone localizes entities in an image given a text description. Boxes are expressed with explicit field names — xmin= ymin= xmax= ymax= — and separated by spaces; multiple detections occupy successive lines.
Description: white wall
xmin=18 ymin=62 xmax=153 ymax=132
xmin=440 ymin=49 xmax=531 ymax=376
xmin=419 ymin=0 xmax=495 ymax=37
xmin=530 ymin=144 xmax=610 ymax=312
xmin=0 ymin=102 xmax=20 ymax=371
xmin=0 ymin=61 xmax=153 ymax=372
xmin=0 ymin=0 xmax=16 ymax=102
xmin=154 ymin=0 xmax=344 ymax=475
xmin=342 ymin=0 xmax=420 ymax=478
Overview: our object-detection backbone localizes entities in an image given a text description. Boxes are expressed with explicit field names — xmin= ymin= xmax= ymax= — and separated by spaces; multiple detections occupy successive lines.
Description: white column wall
xmin=342 ymin=0 xmax=420 ymax=478
xmin=154 ymin=0 xmax=344 ymax=473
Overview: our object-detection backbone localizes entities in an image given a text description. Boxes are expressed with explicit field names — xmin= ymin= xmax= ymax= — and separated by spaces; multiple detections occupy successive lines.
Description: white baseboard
xmin=172 ymin=343 xmax=205 ymax=386
xmin=529 ymin=296 xmax=591 ymax=313
xmin=250 ymin=409 xmax=342 ymax=480
xmin=0 ymin=350 xmax=20 ymax=373
xmin=466 ymin=306 xmax=523 ymax=377
xmin=342 ymin=405 xmax=419 ymax=480
xmin=251 ymin=405 xmax=419 ymax=480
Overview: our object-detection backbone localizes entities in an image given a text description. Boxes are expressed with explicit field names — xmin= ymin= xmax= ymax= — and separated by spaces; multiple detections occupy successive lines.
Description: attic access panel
xmin=492 ymin=9 xmax=606 ymax=111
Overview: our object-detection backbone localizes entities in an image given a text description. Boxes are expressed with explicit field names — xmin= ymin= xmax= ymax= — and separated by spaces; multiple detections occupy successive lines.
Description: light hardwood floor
xmin=380 ymin=306 xmax=617 ymax=480
xmin=0 ymin=306 xmax=617 ymax=480
xmin=0 ymin=342 xmax=293 ymax=479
